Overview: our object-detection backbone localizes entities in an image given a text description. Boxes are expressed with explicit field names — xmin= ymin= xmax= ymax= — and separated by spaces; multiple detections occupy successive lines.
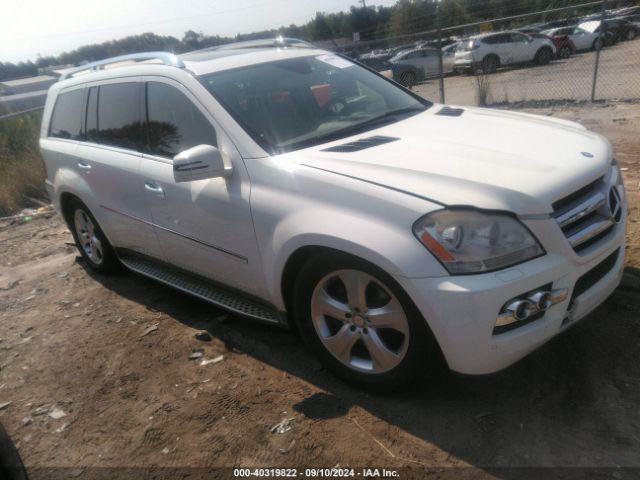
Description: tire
xmin=592 ymin=38 xmax=603 ymax=50
xmin=0 ymin=424 xmax=28 ymax=480
xmin=626 ymin=29 xmax=637 ymax=41
xmin=399 ymin=71 xmax=416 ymax=88
xmin=535 ymin=48 xmax=552 ymax=65
xmin=293 ymin=252 xmax=441 ymax=391
xmin=66 ymin=198 xmax=120 ymax=273
xmin=481 ymin=55 xmax=499 ymax=74
xmin=559 ymin=46 xmax=571 ymax=59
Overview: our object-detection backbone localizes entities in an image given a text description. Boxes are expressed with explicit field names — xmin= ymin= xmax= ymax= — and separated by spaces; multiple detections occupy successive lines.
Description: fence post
xmin=436 ymin=5 xmax=445 ymax=104
xmin=591 ymin=0 xmax=607 ymax=102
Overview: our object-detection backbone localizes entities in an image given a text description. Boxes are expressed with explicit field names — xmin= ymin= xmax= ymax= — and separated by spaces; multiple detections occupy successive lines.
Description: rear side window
xmin=49 ymin=89 xmax=83 ymax=140
xmin=97 ymin=83 xmax=144 ymax=151
xmin=145 ymin=82 xmax=217 ymax=158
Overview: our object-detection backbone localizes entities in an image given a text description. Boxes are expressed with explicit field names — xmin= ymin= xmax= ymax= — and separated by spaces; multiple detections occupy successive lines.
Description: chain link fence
xmin=336 ymin=0 xmax=640 ymax=107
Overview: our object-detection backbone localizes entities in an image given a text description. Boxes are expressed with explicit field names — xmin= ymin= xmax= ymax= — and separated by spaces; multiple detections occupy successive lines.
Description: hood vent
xmin=322 ymin=135 xmax=399 ymax=153
xmin=436 ymin=106 xmax=464 ymax=117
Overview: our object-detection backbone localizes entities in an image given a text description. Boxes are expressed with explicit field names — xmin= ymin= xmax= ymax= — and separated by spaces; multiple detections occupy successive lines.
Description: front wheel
xmin=559 ymin=46 xmax=571 ymax=59
xmin=293 ymin=253 xmax=441 ymax=390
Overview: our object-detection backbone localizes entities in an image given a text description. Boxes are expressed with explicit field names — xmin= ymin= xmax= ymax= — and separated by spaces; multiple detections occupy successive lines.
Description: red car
xmin=531 ymin=32 xmax=576 ymax=59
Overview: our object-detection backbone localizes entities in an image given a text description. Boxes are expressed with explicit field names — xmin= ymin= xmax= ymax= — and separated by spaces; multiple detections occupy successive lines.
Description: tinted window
xmin=145 ymin=82 xmax=217 ymax=158
xmin=510 ymin=33 xmax=529 ymax=42
xmin=84 ymin=86 xmax=98 ymax=143
xmin=97 ymin=83 xmax=143 ymax=151
xmin=49 ymin=89 xmax=83 ymax=140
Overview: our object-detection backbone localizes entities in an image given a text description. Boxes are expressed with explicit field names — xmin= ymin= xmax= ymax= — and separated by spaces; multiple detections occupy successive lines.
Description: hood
xmin=294 ymin=105 xmax=612 ymax=216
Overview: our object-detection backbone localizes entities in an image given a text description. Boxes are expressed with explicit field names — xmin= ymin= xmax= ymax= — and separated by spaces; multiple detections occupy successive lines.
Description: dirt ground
xmin=1 ymin=102 xmax=640 ymax=480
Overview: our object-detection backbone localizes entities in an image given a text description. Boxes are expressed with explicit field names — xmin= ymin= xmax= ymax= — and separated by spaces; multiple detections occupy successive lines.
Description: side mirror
xmin=173 ymin=144 xmax=232 ymax=183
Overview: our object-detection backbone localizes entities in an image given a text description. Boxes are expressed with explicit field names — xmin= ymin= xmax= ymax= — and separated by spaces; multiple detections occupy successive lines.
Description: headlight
xmin=413 ymin=209 xmax=545 ymax=274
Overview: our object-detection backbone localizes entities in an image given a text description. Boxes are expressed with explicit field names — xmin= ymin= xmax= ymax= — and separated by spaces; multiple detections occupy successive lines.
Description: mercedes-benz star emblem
xmin=608 ymin=186 xmax=622 ymax=223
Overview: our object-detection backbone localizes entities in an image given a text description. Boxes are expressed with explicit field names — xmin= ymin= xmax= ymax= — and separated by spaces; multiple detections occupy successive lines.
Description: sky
xmin=2 ymin=0 xmax=398 ymax=64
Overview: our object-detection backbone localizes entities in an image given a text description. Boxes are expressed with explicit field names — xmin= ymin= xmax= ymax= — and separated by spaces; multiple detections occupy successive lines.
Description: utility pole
xmin=359 ymin=0 xmax=367 ymax=7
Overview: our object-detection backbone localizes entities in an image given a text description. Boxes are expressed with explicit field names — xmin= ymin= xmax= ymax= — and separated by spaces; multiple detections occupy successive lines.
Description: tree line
xmin=1 ymin=0 xmax=632 ymax=82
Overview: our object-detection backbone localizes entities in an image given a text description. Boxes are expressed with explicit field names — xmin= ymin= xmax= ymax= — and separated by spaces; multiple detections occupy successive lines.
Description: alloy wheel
xmin=310 ymin=269 xmax=409 ymax=374
xmin=74 ymin=209 xmax=103 ymax=265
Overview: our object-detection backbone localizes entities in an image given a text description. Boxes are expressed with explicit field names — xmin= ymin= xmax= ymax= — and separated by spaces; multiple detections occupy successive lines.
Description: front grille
xmin=551 ymin=176 xmax=615 ymax=253
xmin=570 ymin=248 xmax=620 ymax=304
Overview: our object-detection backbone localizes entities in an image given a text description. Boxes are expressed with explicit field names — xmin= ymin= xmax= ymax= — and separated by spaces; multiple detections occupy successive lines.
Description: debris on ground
xmin=55 ymin=422 xmax=69 ymax=433
xmin=0 ymin=401 xmax=12 ymax=411
xmin=140 ymin=323 xmax=159 ymax=338
xmin=48 ymin=407 xmax=67 ymax=420
xmin=279 ymin=439 xmax=295 ymax=454
xmin=20 ymin=417 xmax=33 ymax=427
xmin=270 ymin=416 xmax=296 ymax=434
xmin=199 ymin=355 xmax=224 ymax=366
xmin=194 ymin=331 xmax=212 ymax=342
xmin=188 ymin=349 xmax=204 ymax=360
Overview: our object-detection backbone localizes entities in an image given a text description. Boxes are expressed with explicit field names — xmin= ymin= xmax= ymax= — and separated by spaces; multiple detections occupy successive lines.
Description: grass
xmin=0 ymin=112 xmax=47 ymax=216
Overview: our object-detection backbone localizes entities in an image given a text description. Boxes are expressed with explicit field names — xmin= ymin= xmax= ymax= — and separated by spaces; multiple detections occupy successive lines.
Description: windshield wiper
xmin=282 ymin=106 xmax=425 ymax=153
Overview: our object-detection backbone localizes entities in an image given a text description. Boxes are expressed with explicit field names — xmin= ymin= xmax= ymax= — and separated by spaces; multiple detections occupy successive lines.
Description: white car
xmin=455 ymin=31 xmax=557 ymax=73
xmin=543 ymin=26 xmax=603 ymax=51
xmin=389 ymin=46 xmax=455 ymax=87
xmin=40 ymin=40 xmax=626 ymax=389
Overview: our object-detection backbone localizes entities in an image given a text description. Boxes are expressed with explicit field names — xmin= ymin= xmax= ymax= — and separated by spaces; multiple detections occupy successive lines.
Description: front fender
xmin=265 ymin=208 xmax=447 ymax=310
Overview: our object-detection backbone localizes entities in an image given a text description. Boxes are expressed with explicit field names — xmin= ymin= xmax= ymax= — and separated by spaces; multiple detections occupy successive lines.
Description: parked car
xmin=390 ymin=46 xmax=454 ymax=87
xmin=40 ymin=40 xmax=627 ymax=389
xmin=543 ymin=25 xmax=604 ymax=51
xmin=530 ymin=33 xmax=576 ymax=58
xmin=579 ymin=19 xmax=638 ymax=45
xmin=358 ymin=55 xmax=393 ymax=72
xmin=615 ymin=13 xmax=640 ymax=29
xmin=455 ymin=31 xmax=556 ymax=74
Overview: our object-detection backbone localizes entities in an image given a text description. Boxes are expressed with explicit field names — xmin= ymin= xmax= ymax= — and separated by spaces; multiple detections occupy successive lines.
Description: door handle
xmin=144 ymin=181 xmax=164 ymax=196
xmin=77 ymin=161 xmax=91 ymax=171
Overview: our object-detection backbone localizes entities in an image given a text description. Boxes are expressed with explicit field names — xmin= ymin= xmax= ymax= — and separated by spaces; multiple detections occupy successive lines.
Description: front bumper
xmin=396 ymin=216 xmax=626 ymax=375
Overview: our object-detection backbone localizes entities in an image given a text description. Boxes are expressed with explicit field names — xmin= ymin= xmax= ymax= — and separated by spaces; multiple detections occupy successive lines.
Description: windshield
xmin=198 ymin=54 xmax=430 ymax=153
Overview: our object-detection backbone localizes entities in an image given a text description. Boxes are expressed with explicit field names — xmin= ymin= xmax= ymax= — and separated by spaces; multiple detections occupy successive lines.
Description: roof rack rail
xmin=59 ymin=52 xmax=185 ymax=80
xmin=190 ymin=36 xmax=315 ymax=55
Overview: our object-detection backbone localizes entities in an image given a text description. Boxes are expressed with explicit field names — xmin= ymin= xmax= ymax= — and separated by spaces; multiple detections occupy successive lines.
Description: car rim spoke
xmin=338 ymin=270 xmax=368 ymax=311
xmin=312 ymin=288 xmax=351 ymax=321
xmin=367 ymin=300 xmax=408 ymax=335
xmin=362 ymin=329 xmax=401 ymax=372
xmin=323 ymin=324 xmax=359 ymax=365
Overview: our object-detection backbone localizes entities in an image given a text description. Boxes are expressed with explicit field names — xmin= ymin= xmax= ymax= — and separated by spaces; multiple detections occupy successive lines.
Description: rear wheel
xmin=535 ymin=47 xmax=552 ymax=65
xmin=481 ymin=55 xmax=499 ymax=74
xmin=66 ymin=199 xmax=119 ymax=273
xmin=399 ymin=71 xmax=416 ymax=88
xmin=293 ymin=253 xmax=441 ymax=390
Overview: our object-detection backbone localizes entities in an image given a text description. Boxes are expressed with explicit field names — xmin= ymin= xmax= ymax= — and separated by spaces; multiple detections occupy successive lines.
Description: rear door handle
xmin=144 ymin=181 xmax=164 ymax=196
xmin=77 ymin=161 xmax=91 ymax=171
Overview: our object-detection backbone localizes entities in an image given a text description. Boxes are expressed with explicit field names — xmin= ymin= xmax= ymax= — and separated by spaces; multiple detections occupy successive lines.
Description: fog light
xmin=529 ymin=291 xmax=552 ymax=311
xmin=494 ymin=287 xmax=569 ymax=333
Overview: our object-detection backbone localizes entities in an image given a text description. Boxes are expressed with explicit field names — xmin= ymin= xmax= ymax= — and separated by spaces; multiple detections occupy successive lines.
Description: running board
xmin=119 ymin=255 xmax=286 ymax=326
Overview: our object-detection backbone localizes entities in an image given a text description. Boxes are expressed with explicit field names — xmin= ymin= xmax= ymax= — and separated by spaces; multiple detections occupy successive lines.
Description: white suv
xmin=455 ymin=31 xmax=556 ymax=74
xmin=40 ymin=39 xmax=626 ymax=389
